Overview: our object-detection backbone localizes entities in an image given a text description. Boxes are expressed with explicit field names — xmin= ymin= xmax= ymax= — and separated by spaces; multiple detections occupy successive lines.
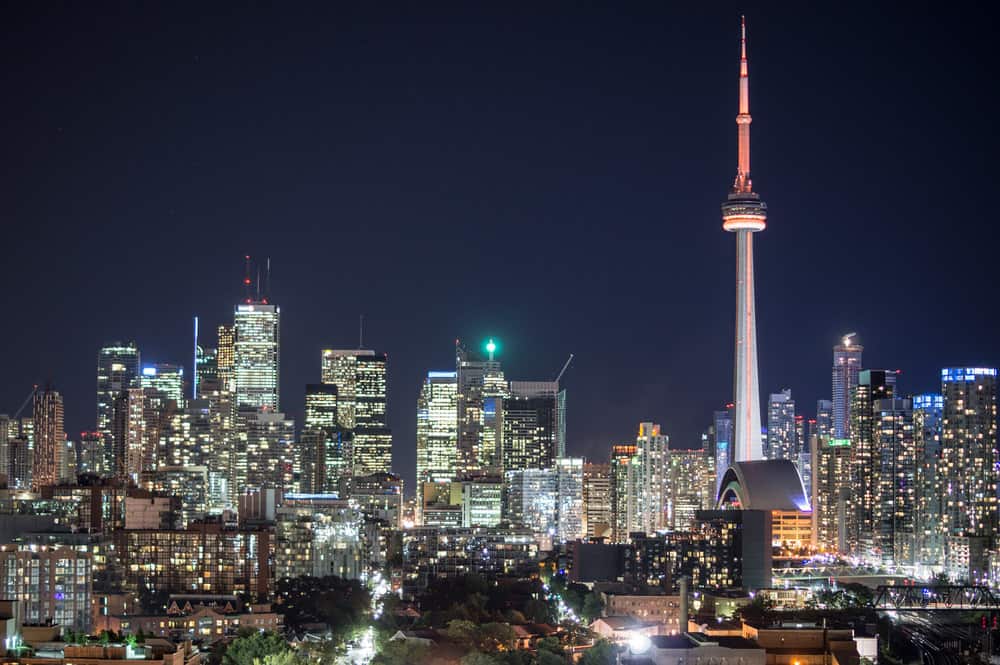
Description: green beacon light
xmin=486 ymin=338 xmax=497 ymax=360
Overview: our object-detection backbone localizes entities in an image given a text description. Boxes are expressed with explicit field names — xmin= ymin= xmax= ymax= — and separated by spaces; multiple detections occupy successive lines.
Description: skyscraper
xmin=666 ymin=448 xmax=715 ymax=531
xmin=848 ymin=369 xmax=896 ymax=556
xmin=455 ymin=341 xmax=507 ymax=474
xmin=321 ymin=349 xmax=392 ymax=476
xmin=814 ymin=400 xmax=833 ymax=438
xmin=582 ymin=462 xmax=612 ymax=540
xmin=240 ymin=410 xmax=295 ymax=490
xmin=610 ymin=444 xmax=637 ymax=543
xmin=874 ymin=397 xmax=915 ymax=564
xmin=503 ymin=468 xmax=558 ymax=551
xmin=112 ymin=387 xmax=162 ymax=483
xmin=721 ymin=18 xmax=767 ymax=463
xmin=767 ymin=389 xmax=796 ymax=461
xmin=832 ymin=335 xmax=863 ymax=439
xmin=140 ymin=363 xmax=185 ymax=406
xmin=195 ymin=346 xmax=218 ymax=398
xmin=216 ymin=325 xmax=235 ymax=393
xmin=322 ymin=349 xmax=375 ymax=430
xmin=555 ymin=457 xmax=584 ymax=543
xmin=96 ymin=342 xmax=140 ymax=461
xmin=501 ymin=381 xmax=564 ymax=471
xmin=233 ymin=301 xmax=280 ymax=412
xmin=913 ymin=393 xmax=944 ymax=566
xmin=416 ymin=371 xmax=459 ymax=487
xmin=713 ymin=407 xmax=733 ymax=492
xmin=941 ymin=368 xmax=998 ymax=552
xmin=32 ymin=386 xmax=65 ymax=489
xmin=300 ymin=383 xmax=346 ymax=494
xmin=812 ymin=435 xmax=851 ymax=553
xmin=632 ymin=422 xmax=669 ymax=534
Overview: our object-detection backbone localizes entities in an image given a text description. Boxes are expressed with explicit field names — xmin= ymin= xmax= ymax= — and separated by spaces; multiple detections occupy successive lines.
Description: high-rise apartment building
xmin=812 ymin=435 xmax=851 ymax=553
xmin=416 ymin=371 xmax=459 ymax=487
xmin=582 ymin=462 xmax=612 ymax=539
xmin=832 ymin=335 xmax=863 ymax=439
xmin=503 ymin=468 xmax=558 ymax=551
xmin=941 ymin=368 xmax=998 ymax=547
xmin=767 ymin=389 xmax=796 ymax=461
xmin=632 ymin=422 xmax=669 ymax=535
xmin=77 ymin=431 xmax=105 ymax=476
xmin=32 ymin=386 xmax=65 ymax=489
xmin=848 ymin=369 xmax=896 ymax=556
xmin=555 ymin=457 xmax=584 ymax=543
xmin=234 ymin=302 xmax=280 ymax=412
xmin=238 ymin=410 xmax=295 ymax=490
xmin=97 ymin=342 xmax=140 ymax=462
xmin=874 ymin=397 xmax=915 ymax=564
xmin=913 ymin=393 xmax=944 ymax=565
xmin=141 ymin=363 xmax=185 ymax=406
xmin=455 ymin=342 xmax=507 ymax=474
xmin=610 ymin=444 xmax=637 ymax=542
xmin=814 ymin=400 xmax=833 ymax=438
xmin=666 ymin=448 xmax=715 ymax=531
xmin=321 ymin=350 xmax=392 ymax=476
xmin=112 ymin=387 xmax=164 ymax=483
xmin=501 ymin=381 xmax=564 ymax=471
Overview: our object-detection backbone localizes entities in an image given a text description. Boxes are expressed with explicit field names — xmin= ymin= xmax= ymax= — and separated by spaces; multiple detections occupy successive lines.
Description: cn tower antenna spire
xmin=721 ymin=15 xmax=767 ymax=464
xmin=734 ymin=15 xmax=753 ymax=194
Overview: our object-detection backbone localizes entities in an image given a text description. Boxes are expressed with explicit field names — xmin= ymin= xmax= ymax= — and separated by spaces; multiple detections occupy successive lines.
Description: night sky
xmin=2 ymin=3 xmax=997 ymax=492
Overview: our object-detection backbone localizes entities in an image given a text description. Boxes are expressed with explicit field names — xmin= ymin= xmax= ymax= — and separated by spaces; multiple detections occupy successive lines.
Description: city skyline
xmin=2 ymin=4 xmax=997 ymax=493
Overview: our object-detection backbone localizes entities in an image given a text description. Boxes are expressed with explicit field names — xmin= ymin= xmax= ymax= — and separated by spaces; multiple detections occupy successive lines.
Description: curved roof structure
xmin=717 ymin=459 xmax=810 ymax=511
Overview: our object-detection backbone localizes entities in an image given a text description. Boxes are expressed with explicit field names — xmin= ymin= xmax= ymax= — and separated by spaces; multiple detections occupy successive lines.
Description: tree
xmin=372 ymin=639 xmax=430 ymax=665
xmin=581 ymin=593 xmax=604 ymax=623
xmin=476 ymin=623 xmax=516 ymax=652
xmin=461 ymin=654 xmax=502 ymax=665
xmin=536 ymin=651 xmax=564 ymax=665
xmin=221 ymin=632 xmax=290 ymax=665
xmin=524 ymin=598 xmax=555 ymax=624
xmin=442 ymin=620 xmax=479 ymax=650
xmin=253 ymin=652 xmax=300 ymax=665
xmin=579 ymin=639 xmax=617 ymax=665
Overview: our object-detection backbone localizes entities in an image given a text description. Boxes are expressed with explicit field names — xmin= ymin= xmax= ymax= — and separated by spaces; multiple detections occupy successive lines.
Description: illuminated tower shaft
xmin=722 ymin=17 xmax=767 ymax=462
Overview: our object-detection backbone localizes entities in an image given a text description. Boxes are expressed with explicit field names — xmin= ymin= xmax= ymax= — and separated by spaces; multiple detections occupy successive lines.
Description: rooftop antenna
xmin=193 ymin=316 xmax=199 ymax=400
xmin=243 ymin=255 xmax=253 ymax=303
xmin=256 ymin=266 xmax=261 ymax=302
xmin=263 ymin=257 xmax=271 ymax=303
xmin=359 ymin=314 xmax=364 ymax=349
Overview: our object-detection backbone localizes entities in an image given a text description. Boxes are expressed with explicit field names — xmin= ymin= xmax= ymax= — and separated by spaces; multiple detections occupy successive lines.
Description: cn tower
xmin=722 ymin=16 xmax=767 ymax=462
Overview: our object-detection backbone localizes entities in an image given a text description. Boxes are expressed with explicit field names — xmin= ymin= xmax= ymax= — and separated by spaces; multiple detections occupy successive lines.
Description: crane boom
xmin=13 ymin=386 xmax=37 ymax=419
xmin=554 ymin=354 xmax=574 ymax=383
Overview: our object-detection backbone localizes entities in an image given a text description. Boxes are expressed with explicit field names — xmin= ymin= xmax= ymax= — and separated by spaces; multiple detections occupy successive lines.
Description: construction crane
xmin=554 ymin=354 xmax=574 ymax=383
xmin=11 ymin=386 xmax=36 ymax=419
xmin=6 ymin=386 xmax=37 ymax=438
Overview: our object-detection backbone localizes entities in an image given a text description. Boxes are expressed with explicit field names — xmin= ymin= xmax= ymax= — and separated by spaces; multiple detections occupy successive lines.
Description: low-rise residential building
xmin=401 ymin=527 xmax=537 ymax=598
xmin=0 ymin=544 xmax=91 ymax=631
xmin=601 ymin=590 xmax=683 ymax=634
xmin=589 ymin=616 xmax=662 ymax=645
xmin=622 ymin=633 xmax=765 ymax=665
xmin=102 ymin=600 xmax=282 ymax=641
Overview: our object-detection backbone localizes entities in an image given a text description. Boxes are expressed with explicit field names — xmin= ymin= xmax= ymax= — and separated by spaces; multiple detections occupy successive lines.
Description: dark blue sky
xmin=2 ymin=3 xmax=996 ymax=492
